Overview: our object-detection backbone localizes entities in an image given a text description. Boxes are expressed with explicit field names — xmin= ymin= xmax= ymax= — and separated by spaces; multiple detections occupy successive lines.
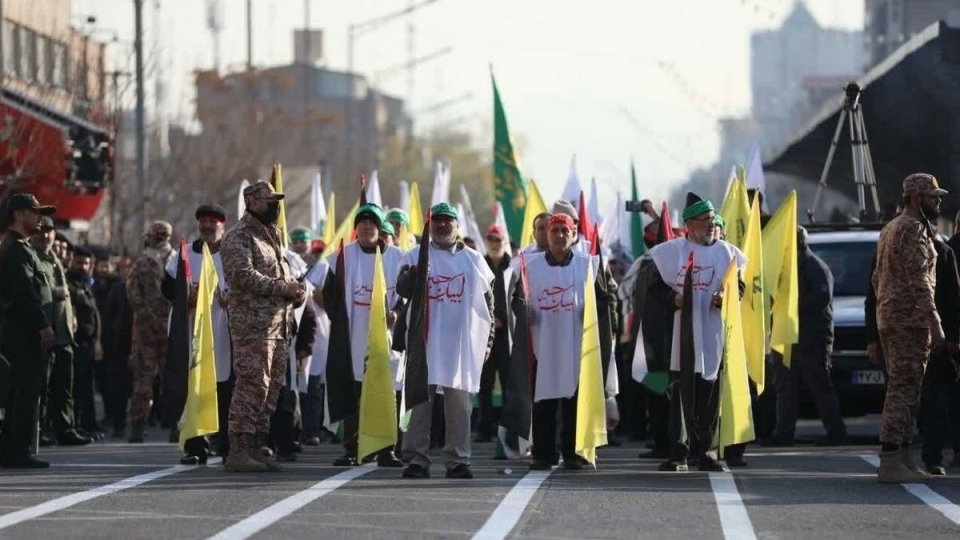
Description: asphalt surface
xmin=0 ymin=418 xmax=958 ymax=540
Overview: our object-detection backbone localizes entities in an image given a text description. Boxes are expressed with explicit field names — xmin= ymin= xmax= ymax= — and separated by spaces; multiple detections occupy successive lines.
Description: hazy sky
xmin=75 ymin=0 xmax=863 ymax=209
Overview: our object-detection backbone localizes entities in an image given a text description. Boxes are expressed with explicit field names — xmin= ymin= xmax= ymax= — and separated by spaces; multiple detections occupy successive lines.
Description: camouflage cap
xmin=243 ymin=180 xmax=285 ymax=201
xmin=903 ymin=173 xmax=948 ymax=197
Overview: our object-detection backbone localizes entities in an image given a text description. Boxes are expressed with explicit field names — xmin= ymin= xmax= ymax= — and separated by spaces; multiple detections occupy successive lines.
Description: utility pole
xmin=134 ymin=0 xmax=147 ymax=229
xmin=246 ymin=0 xmax=253 ymax=70
xmin=406 ymin=0 xmax=415 ymax=177
xmin=0 ymin=0 xmax=5 ymax=82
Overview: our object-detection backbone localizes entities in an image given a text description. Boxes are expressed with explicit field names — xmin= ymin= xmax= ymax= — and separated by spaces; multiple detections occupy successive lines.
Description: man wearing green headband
xmin=380 ymin=221 xmax=397 ymax=247
xmin=635 ymin=192 xmax=747 ymax=473
xmin=386 ymin=209 xmax=413 ymax=251
xmin=319 ymin=203 xmax=406 ymax=468
xmin=290 ymin=227 xmax=312 ymax=258
xmin=395 ymin=202 xmax=496 ymax=479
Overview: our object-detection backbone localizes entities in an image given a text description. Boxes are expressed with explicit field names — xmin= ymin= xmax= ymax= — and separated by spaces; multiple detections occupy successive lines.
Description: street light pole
xmin=134 ymin=0 xmax=147 ymax=230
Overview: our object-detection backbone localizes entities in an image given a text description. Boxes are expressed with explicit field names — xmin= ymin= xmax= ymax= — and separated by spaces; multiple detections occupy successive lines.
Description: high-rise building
xmin=864 ymin=0 xmax=960 ymax=69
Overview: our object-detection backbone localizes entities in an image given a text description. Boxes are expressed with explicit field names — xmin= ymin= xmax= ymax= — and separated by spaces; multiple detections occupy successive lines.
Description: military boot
xmin=224 ymin=434 xmax=267 ymax=473
xmin=248 ymin=434 xmax=282 ymax=472
xmin=128 ymin=420 xmax=145 ymax=444
xmin=878 ymin=450 xmax=928 ymax=484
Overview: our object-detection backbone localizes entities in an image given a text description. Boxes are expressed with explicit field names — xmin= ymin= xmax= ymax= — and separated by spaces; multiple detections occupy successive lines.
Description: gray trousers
xmin=402 ymin=386 xmax=472 ymax=470
xmin=774 ymin=346 xmax=846 ymax=439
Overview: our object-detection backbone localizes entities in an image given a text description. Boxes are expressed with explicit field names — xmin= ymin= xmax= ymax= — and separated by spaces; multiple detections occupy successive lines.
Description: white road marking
xmin=0 ymin=458 xmax=217 ymax=531
xmin=709 ymin=473 xmax=758 ymax=540
xmin=860 ymin=455 xmax=960 ymax=526
xmin=205 ymin=463 xmax=376 ymax=540
xmin=471 ymin=469 xmax=553 ymax=540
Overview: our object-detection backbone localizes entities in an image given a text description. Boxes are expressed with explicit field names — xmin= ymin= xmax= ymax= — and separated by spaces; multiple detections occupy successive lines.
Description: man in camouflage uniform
xmin=873 ymin=173 xmax=947 ymax=483
xmin=126 ymin=221 xmax=175 ymax=443
xmin=221 ymin=180 xmax=305 ymax=473
xmin=31 ymin=217 xmax=92 ymax=447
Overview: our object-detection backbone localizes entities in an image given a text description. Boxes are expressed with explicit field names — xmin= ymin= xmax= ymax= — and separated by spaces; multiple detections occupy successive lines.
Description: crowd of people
xmin=0 ymin=174 xmax=957 ymax=484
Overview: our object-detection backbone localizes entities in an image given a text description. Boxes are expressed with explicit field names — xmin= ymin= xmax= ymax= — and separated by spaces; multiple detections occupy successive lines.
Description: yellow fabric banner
xmin=323 ymin=192 xmax=336 ymax=245
xmin=575 ymin=265 xmax=608 ymax=466
xmin=519 ymin=180 xmax=548 ymax=249
xmin=720 ymin=177 xmax=750 ymax=250
xmin=320 ymin=199 xmax=360 ymax=259
xmin=741 ymin=195 xmax=767 ymax=393
xmin=178 ymin=244 xmax=220 ymax=448
xmin=761 ymin=191 xmax=799 ymax=366
xmin=719 ymin=260 xmax=755 ymax=453
xmin=358 ymin=247 xmax=399 ymax=459
xmin=408 ymin=182 xmax=424 ymax=235
xmin=271 ymin=164 xmax=289 ymax=251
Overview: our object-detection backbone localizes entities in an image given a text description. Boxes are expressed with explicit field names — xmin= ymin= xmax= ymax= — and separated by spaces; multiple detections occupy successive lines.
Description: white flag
xmin=238 ymin=179 xmax=251 ymax=220
xmin=430 ymin=162 xmax=450 ymax=206
xmin=493 ymin=202 xmax=513 ymax=256
xmin=367 ymin=170 xmax=384 ymax=208
xmin=560 ymin=154 xmax=582 ymax=206
xmin=399 ymin=181 xmax=410 ymax=213
xmin=311 ymin=173 xmax=326 ymax=236
xmin=458 ymin=185 xmax=488 ymax=256
xmin=745 ymin=144 xmax=768 ymax=213
xmin=589 ymin=177 xmax=601 ymax=226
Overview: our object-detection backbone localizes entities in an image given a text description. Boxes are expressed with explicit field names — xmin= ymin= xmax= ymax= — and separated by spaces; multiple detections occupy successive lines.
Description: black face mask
xmin=263 ymin=201 xmax=281 ymax=223
xmin=67 ymin=268 xmax=90 ymax=282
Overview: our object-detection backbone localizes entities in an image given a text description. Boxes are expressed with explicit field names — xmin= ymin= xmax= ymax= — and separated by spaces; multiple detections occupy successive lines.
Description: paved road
xmin=0 ymin=424 xmax=958 ymax=540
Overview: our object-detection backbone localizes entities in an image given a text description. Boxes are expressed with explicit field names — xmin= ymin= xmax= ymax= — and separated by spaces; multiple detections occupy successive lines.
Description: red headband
xmin=548 ymin=214 xmax=575 ymax=229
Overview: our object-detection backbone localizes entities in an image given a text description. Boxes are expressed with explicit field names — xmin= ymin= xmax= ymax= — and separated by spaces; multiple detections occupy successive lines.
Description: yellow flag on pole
xmin=323 ymin=192 xmax=336 ymax=245
xmin=320 ymin=199 xmax=360 ymax=259
xmin=719 ymin=259 xmax=755 ymax=454
xmin=408 ymin=182 xmax=424 ymax=235
xmin=720 ymin=177 xmax=750 ymax=250
xmin=270 ymin=164 xmax=289 ymax=251
xmin=761 ymin=191 xmax=799 ymax=366
xmin=358 ymin=247 xmax=399 ymax=459
xmin=575 ymin=264 xmax=608 ymax=466
xmin=179 ymin=244 xmax=219 ymax=448
xmin=519 ymin=180 xmax=548 ymax=249
xmin=741 ymin=195 xmax=766 ymax=393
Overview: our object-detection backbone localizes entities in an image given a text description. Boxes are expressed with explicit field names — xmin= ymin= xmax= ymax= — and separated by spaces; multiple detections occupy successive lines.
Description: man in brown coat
xmin=221 ymin=180 xmax=305 ymax=472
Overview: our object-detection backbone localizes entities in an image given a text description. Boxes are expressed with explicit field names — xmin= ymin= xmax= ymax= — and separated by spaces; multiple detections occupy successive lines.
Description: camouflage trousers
xmin=879 ymin=326 xmax=929 ymax=445
xmin=229 ymin=338 xmax=288 ymax=435
xmin=129 ymin=326 xmax=167 ymax=421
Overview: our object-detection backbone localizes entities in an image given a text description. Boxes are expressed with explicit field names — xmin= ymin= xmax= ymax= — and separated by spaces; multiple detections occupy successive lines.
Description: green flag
xmin=630 ymin=162 xmax=645 ymax=258
xmin=492 ymin=72 xmax=527 ymax=243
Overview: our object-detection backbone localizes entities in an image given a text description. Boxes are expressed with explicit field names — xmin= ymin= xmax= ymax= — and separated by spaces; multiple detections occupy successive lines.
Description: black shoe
xmin=302 ymin=435 xmax=321 ymax=446
xmin=180 ymin=454 xmax=208 ymax=465
xmin=698 ymin=459 xmax=729 ymax=472
xmin=0 ymin=455 xmax=50 ymax=469
xmin=376 ymin=451 xmax=404 ymax=468
xmin=333 ymin=455 xmax=359 ymax=467
xmin=128 ymin=420 xmax=145 ymax=443
xmin=291 ymin=441 xmax=303 ymax=453
xmin=638 ymin=449 xmax=669 ymax=460
xmin=726 ymin=455 xmax=748 ymax=468
xmin=402 ymin=464 xmax=430 ymax=478
xmin=927 ymin=465 xmax=947 ymax=476
xmin=277 ymin=451 xmax=298 ymax=463
xmin=529 ymin=459 xmax=553 ymax=471
xmin=59 ymin=431 xmax=93 ymax=446
xmin=562 ymin=458 xmax=585 ymax=471
xmin=445 ymin=463 xmax=474 ymax=479
xmin=658 ymin=459 xmax=688 ymax=472
xmin=39 ymin=434 xmax=58 ymax=447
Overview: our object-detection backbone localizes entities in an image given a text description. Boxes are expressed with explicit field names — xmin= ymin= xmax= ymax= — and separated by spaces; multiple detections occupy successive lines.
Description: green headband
xmin=682 ymin=200 xmax=715 ymax=222
xmin=713 ymin=215 xmax=725 ymax=228
xmin=386 ymin=209 xmax=410 ymax=226
xmin=290 ymin=230 xmax=312 ymax=242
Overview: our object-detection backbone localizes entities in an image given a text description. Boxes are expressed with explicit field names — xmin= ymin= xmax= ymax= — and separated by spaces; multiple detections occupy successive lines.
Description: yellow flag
xmin=719 ymin=260 xmax=755 ymax=453
xmin=575 ymin=264 xmax=608 ymax=465
xmin=519 ymin=180 xmax=547 ymax=249
xmin=408 ymin=182 xmax=424 ymax=235
xmin=320 ymin=199 xmax=360 ymax=259
xmin=741 ymin=195 xmax=766 ymax=393
xmin=720 ymin=177 xmax=750 ymax=249
xmin=323 ymin=192 xmax=336 ymax=245
xmin=271 ymin=164 xmax=289 ymax=251
xmin=179 ymin=244 xmax=219 ymax=448
xmin=358 ymin=247 xmax=398 ymax=459
xmin=761 ymin=191 xmax=799 ymax=366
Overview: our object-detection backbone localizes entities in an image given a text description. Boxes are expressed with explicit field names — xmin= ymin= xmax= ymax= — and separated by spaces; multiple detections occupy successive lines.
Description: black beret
xmin=196 ymin=203 xmax=227 ymax=222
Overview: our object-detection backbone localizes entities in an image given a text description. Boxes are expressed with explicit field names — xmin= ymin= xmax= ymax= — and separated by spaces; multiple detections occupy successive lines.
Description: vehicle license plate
xmin=851 ymin=370 xmax=885 ymax=385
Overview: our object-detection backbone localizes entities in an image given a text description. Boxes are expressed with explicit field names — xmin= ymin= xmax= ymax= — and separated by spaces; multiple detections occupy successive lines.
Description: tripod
xmin=807 ymin=82 xmax=882 ymax=223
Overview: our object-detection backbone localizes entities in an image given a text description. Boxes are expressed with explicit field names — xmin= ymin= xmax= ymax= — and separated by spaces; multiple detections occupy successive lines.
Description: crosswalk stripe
xmin=709 ymin=473 xmax=758 ymax=540
xmin=205 ymin=463 xmax=376 ymax=540
xmin=0 ymin=458 xmax=221 ymax=530
xmin=471 ymin=470 xmax=553 ymax=540
xmin=860 ymin=455 xmax=960 ymax=525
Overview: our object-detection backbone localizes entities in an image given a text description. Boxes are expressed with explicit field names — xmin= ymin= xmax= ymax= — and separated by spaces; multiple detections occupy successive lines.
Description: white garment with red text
xmin=327 ymin=242 xmax=404 ymax=382
xmin=403 ymin=244 xmax=495 ymax=393
xmin=648 ymin=238 xmax=746 ymax=381
xmin=305 ymin=259 xmax=332 ymax=378
xmin=523 ymin=252 xmax=598 ymax=401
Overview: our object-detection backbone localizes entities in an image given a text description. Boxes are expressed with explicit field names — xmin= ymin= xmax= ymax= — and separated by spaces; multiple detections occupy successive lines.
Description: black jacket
xmin=798 ymin=247 xmax=834 ymax=352
xmin=67 ymin=271 xmax=100 ymax=345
